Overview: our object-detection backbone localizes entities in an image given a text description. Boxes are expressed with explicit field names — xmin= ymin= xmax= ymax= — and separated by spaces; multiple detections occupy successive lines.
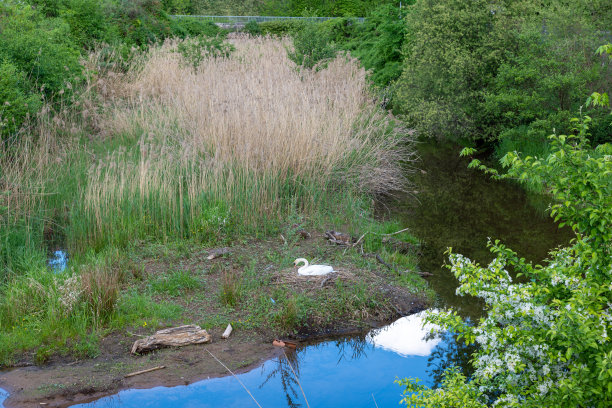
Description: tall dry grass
xmin=80 ymin=36 xmax=411 ymax=247
xmin=1 ymin=36 xmax=413 ymax=258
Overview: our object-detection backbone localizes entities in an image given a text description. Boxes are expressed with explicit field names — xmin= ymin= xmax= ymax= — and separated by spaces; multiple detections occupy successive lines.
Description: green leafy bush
xmin=394 ymin=0 xmax=503 ymax=141
xmin=0 ymin=2 xmax=82 ymax=98
xmin=170 ymin=18 xmax=222 ymax=38
xmin=177 ymin=35 xmax=233 ymax=71
xmin=344 ymin=4 xmax=408 ymax=87
xmin=483 ymin=14 xmax=611 ymax=152
xmin=243 ymin=20 xmax=262 ymax=36
xmin=61 ymin=0 xmax=112 ymax=48
xmin=0 ymin=60 xmax=41 ymax=140
xmin=394 ymin=0 xmax=611 ymax=149
xmin=259 ymin=20 xmax=303 ymax=36
xmin=288 ymin=21 xmax=337 ymax=69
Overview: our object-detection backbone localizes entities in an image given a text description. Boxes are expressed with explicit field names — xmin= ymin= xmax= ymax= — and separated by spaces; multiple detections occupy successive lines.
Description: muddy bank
xmin=0 ymin=328 xmax=279 ymax=407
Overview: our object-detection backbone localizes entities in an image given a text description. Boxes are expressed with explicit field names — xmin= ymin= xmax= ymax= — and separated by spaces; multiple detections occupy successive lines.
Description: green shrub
xmin=288 ymin=21 xmax=337 ymax=69
xmin=170 ymin=18 xmax=222 ymax=38
xmin=0 ymin=60 xmax=41 ymax=140
xmin=483 ymin=14 xmax=611 ymax=152
xmin=162 ymin=0 xmax=193 ymax=14
xmin=394 ymin=0 xmax=504 ymax=141
xmin=61 ymin=0 xmax=112 ymax=48
xmin=177 ymin=35 xmax=234 ymax=71
xmin=243 ymin=20 xmax=262 ymax=36
xmin=259 ymin=20 xmax=303 ymax=36
xmin=0 ymin=2 xmax=82 ymax=98
xmin=344 ymin=4 xmax=408 ymax=87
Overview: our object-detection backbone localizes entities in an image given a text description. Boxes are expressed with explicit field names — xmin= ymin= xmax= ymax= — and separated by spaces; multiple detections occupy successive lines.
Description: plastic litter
xmin=48 ymin=250 xmax=68 ymax=272
xmin=222 ymin=323 xmax=233 ymax=339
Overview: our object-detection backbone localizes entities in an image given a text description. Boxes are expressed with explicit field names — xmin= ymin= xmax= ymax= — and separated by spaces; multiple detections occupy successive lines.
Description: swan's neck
xmin=295 ymin=258 xmax=309 ymax=267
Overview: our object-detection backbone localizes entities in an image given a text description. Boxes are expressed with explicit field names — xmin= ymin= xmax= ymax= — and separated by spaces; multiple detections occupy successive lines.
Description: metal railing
xmin=170 ymin=15 xmax=365 ymax=23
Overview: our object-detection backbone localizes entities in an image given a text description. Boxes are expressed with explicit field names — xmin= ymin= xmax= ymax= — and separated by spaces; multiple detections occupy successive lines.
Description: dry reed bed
xmin=83 ymin=36 xmax=408 ymax=243
xmin=1 ymin=36 xmax=411 ymax=253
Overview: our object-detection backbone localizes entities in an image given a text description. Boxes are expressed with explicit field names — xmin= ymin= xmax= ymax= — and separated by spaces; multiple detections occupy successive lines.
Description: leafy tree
xmin=0 ymin=61 xmax=42 ymax=141
xmin=484 ymin=8 xmax=611 ymax=153
xmin=394 ymin=0 xmax=504 ymax=141
xmin=287 ymin=21 xmax=337 ymax=69
xmin=346 ymin=4 xmax=408 ymax=87
xmin=0 ymin=2 xmax=82 ymax=97
xmin=394 ymin=0 xmax=611 ymax=151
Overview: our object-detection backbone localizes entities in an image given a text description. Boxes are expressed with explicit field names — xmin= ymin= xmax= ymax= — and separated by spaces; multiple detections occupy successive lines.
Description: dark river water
xmin=399 ymin=142 xmax=572 ymax=319
xmin=0 ymin=143 xmax=571 ymax=408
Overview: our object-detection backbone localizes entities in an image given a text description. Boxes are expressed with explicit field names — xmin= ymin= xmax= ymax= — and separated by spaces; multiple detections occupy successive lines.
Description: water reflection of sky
xmin=0 ymin=388 xmax=7 ymax=407
xmin=367 ymin=310 xmax=441 ymax=357
xmin=71 ymin=314 xmax=450 ymax=408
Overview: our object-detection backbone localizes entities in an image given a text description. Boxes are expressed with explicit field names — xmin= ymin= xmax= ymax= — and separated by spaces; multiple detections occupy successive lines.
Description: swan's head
xmin=293 ymin=258 xmax=309 ymax=267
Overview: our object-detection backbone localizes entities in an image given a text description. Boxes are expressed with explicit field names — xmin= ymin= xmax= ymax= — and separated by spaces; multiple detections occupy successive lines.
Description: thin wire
xmin=283 ymin=351 xmax=311 ymax=408
xmin=206 ymin=349 xmax=263 ymax=408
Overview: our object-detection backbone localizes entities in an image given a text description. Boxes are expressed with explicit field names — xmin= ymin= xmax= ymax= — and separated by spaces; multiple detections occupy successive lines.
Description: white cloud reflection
xmin=366 ymin=310 xmax=442 ymax=357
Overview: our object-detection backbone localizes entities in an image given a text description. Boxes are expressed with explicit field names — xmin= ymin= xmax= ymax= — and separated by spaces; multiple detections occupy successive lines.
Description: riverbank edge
xmin=0 ymin=310 xmax=426 ymax=407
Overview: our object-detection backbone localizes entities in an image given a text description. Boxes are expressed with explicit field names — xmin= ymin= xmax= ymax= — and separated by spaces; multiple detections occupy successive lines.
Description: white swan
xmin=293 ymin=258 xmax=335 ymax=276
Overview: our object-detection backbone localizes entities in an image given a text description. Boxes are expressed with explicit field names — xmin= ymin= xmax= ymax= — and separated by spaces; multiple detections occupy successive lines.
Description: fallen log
xmin=131 ymin=325 xmax=211 ymax=354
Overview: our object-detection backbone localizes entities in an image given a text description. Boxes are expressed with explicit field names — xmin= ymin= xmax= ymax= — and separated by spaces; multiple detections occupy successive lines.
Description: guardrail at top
xmin=170 ymin=15 xmax=365 ymax=23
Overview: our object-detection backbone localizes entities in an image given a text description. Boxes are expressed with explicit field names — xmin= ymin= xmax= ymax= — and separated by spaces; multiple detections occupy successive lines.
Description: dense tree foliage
xmin=394 ymin=0 xmax=611 ymax=151
xmin=191 ymin=0 xmax=397 ymax=17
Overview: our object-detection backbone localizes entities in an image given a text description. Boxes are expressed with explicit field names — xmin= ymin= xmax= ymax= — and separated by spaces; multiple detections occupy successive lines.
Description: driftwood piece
xmin=131 ymin=325 xmax=211 ymax=354
xmin=207 ymin=247 xmax=231 ymax=260
xmin=325 ymin=230 xmax=354 ymax=246
xmin=125 ymin=365 xmax=166 ymax=378
xmin=382 ymin=236 xmax=418 ymax=254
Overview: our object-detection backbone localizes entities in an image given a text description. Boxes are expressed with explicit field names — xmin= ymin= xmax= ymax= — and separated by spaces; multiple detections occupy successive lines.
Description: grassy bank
xmin=0 ymin=36 xmax=428 ymax=366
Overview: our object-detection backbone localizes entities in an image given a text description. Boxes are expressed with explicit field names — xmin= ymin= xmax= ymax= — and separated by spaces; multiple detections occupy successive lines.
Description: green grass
xmin=0 ymin=248 xmax=185 ymax=366
xmin=150 ymin=270 xmax=202 ymax=297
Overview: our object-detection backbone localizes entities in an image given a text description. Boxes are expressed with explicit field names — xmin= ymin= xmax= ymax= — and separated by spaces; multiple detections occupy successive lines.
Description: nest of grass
xmin=271 ymin=267 xmax=375 ymax=292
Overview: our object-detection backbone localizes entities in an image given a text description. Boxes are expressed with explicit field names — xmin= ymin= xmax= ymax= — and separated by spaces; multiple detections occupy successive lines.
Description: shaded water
xmin=399 ymin=143 xmax=572 ymax=318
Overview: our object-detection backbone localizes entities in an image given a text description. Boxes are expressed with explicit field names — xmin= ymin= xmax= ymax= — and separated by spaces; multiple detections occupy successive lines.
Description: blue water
xmin=0 ymin=388 xmax=7 ymax=407
xmin=72 ymin=313 xmax=462 ymax=408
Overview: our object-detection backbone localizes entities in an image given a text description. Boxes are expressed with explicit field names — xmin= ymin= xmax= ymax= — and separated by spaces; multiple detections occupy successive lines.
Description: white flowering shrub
xmin=57 ymin=274 xmax=82 ymax=315
xmin=399 ymin=115 xmax=612 ymax=406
